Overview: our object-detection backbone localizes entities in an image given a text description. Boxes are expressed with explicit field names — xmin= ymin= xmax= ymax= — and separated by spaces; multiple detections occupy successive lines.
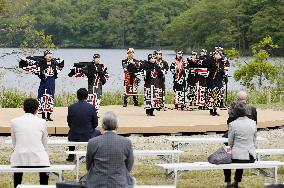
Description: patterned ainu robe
xmin=127 ymin=61 xmax=164 ymax=109
xmin=187 ymin=56 xmax=209 ymax=107
xmin=156 ymin=59 xmax=169 ymax=106
xmin=68 ymin=62 xmax=109 ymax=111
xmin=206 ymin=56 xmax=226 ymax=109
xmin=122 ymin=58 xmax=142 ymax=96
xmin=170 ymin=58 xmax=189 ymax=106
xmin=19 ymin=56 xmax=64 ymax=113
xmin=220 ymin=58 xmax=230 ymax=106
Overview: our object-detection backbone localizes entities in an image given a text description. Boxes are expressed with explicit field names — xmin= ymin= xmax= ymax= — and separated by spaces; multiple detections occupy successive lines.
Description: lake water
xmin=0 ymin=48 xmax=250 ymax=94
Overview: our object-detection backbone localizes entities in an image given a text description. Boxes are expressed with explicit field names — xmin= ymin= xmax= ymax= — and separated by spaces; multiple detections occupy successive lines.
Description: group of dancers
xmin=121 ymin=47 xmax=230 ymax=116
xmin=18 ymin=47 xmax=229 ymax=120
xmin=171 ymin=47 xmax=230 ymax=116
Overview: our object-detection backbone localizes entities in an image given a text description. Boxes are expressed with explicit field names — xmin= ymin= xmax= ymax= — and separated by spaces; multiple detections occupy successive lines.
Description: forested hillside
xmin=0 ymin=0 xmax=283 ymax=54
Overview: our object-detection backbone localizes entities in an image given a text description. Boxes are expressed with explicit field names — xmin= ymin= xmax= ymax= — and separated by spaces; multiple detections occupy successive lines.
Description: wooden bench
xmin=17 ymin=185 xmax=176 ymax=188
xmin=135 ymin=186 xmax=176 ymax=188
xmin=17 ymin=186 xmax=55 ymax=188
xmin=66 ymin=150 xmax=184 ymax=181
xmin=155 ymin=161 xmax=284 ymax=186
xmin=0 ymin=165 xmax=75 ymax=181
xmin=256 ymin=149 xmax=284 ymax=160
xmin=5 ymin=139 xmax=88 ymax=147
xmin=165 ymin=136 xmax=268 ymax=150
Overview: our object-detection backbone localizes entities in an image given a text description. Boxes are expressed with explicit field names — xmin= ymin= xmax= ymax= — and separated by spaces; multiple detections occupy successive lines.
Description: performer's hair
xmin=77 ymin=88 xmax=88 ymax=100
xmin=127 ymin=48 xmax=134 ymax=54
xmin=43 ymin=50 xmax=52 ymax=56
xmin=23 ymin=98 xmax=39 ymax=114
xmin=102 ymin=111 xmax=118 ymax=131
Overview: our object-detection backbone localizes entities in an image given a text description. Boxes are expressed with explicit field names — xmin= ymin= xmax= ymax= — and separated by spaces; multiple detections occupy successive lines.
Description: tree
xmin=248 ymin=4 xmax=284 ymax=52
xmin=132 ymin=2 xmax=168 ymax=48
xmin=0 ymin=0 xmax=284 ymax=51
xmin=0 ymin=0 xmax=7 ymax=12
xmin=165 ymin=0 xmax=284 ymax=54
xmin=0 ymin=0 xmax=55 ymax=50
xmin=165 ymin=0 xmax=241 ymax=52
xmin=234 ymin=36 xmax=279 ymax=90
xmin=103 ymin=0 xmax=134 ymax=48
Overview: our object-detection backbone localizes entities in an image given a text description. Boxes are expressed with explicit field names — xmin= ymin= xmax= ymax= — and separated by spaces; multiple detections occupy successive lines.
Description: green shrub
xmin=0 ymin=89 xmax=27 ymax=108
xmin=1 ymin=88 xmax=284 ymax=109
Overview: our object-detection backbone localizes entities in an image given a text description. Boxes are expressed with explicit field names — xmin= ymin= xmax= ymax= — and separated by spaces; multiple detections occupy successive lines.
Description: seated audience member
xmin=10 ymin=98 xmax=50 ymax=188
xmin=223 ymin=102 xmax=257 ymax=188
xmin=227 ymin=90 xmax=257 ymax=124
xmin=223 ymin=90 xmax=257 ymax=139
xmin=67 ymin=88 xmax=100 ymax=161
xmin=85 ymin=111 xmax=134 ymax=188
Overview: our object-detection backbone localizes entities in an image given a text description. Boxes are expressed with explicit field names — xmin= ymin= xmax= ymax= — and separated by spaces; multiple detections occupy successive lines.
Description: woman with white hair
xmin=85 ymin=111 xmax=134 ymax=188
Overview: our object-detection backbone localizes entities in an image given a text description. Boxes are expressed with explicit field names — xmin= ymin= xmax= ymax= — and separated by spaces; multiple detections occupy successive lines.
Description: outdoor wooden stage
xmin=1 ymin=105 xmax=284 ymax=135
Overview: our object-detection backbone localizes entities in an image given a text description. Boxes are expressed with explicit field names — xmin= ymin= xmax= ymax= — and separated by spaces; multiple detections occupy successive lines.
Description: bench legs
xmin=174 ymin=169 xmax=178 ymax=187
xmin=171 ymin=141 xmax=182 ymax=162
xmin=76 ymin=155 xmax=80 ymax=181
xmin=59 ymin=171 xmax=63 ymax=181
xmin=164 ymin=167 xmax=279 ymax=187
xmin=275 ymin=167 xmax=278 ymax=184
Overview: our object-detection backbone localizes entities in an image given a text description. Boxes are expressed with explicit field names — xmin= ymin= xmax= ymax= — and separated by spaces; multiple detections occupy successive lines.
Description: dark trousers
xmin=124 ymin=95 xmax=138 ymax=105
xmin=41 ymin=112 xmax=52 ymax=119
xmin=146 ymin=108 xmax=154 ymax=115
xmin=68 ymin=146 xmax=75 ymax=159
xmin=13 ymin=167 xmax=49 ymax=188
xmin=223 ymin=155 xmax=255 ymax=182
xmin=210 ymin=108 xmax=217 ymax=115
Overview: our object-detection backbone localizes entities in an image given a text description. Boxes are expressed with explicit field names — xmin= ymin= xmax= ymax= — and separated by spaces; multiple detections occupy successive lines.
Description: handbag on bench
xmin=56 ymin=181 xmax=85 ymax=188
xmin=56 ymin=175 xmax=87 ymax=188
xmin=208 ymin=146 xmax=232 ymax=165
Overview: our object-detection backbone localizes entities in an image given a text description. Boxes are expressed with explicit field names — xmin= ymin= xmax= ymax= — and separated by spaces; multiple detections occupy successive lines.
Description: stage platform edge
xmin=1 ymin=106 xmax=284 ymax=135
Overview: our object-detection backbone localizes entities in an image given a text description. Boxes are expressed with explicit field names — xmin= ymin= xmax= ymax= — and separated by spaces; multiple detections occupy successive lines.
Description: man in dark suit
xmin=66 ymin=88 xmax=100 ymax=162
xmin=227 ymin=91 xmax=257 ymax=124
xmin=85 ymin=111 xmax=134 ymax=188
xmin=223 ymin=91 xmax=257 ymax=140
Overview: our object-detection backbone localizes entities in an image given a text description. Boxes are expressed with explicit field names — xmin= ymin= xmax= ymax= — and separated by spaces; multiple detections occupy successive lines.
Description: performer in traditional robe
xmin=68 ymin=54 xmax=109 ymax=112
xmin=187 ymin=51 xmax=199 ymax=106
xmin=122 ymin=48 xmax=141 ymax=107
xmin=170 ymin=51 xmax=189 ymax=110
xmin=19 ymin=50 xmax=64 ymax=121
xmin=128 ymin=54 xmax=163 ymax=116
xmin=216 ymin=47 xmax=230 ymax=108
xmin=195 ymin=49 xmax=210 ymax=109
xmin=153 ymin=50 xmax=169 ymax=110
xmin=206 ymin=51 xmax=225 ymax=116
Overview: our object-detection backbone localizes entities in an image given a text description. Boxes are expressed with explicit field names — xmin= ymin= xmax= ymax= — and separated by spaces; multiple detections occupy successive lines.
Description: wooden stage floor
xmin=1 ymin=105 xmax=284 ymax=135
